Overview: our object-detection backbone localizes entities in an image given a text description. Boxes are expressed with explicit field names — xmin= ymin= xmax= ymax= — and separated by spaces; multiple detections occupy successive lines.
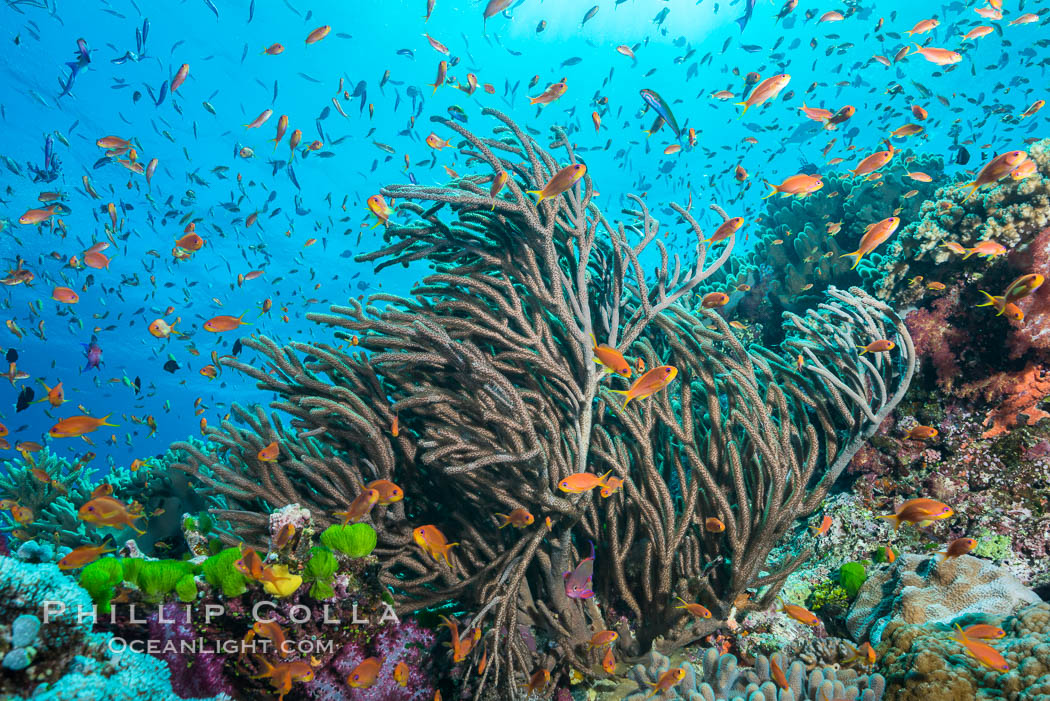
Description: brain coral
xmin=846 ymin=554 xmax=1040 ymax=645
xmin=879 ymin=601 xmax=1050 ymax=700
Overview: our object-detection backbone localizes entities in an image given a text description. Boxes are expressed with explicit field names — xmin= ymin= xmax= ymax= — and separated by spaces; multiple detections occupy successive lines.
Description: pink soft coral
xmin=905 ymin=288 xmax=968 ymax=390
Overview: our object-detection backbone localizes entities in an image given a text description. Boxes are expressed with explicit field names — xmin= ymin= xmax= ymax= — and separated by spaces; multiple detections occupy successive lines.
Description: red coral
xmin=957 ymin=362 xmax=1050 ymax=438
xmin=905 ymin=288 xmax=968 ymax=390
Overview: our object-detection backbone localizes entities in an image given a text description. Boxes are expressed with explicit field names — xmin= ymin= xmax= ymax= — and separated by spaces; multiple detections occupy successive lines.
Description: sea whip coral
xmin=173 ymin=110 xmax=913 ymax=698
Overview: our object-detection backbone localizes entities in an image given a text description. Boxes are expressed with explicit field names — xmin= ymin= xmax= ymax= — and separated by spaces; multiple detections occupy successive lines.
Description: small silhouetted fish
xmin=16 ymin=386 xmax=34 ymax=412
xmin=5 ymin=349 xmax=17 ymax=363
xmin=134 ymin=376 xmax=141 ymax=393
xmin=955 ymin=146 xmax=970 ymax=165
xmin=232 ymin=339 xmax=242 ymax=355
xmin=561 ymin=56 xmax=582 ymax=67
xmin=163 ymin=359 xmax=180 ymax=373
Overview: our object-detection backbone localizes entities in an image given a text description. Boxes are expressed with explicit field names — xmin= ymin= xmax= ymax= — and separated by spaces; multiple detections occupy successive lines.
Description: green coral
xmin=78 ymin=558 xmax=124 ymax=614
xmin=201 ymin=546 xmax=248 ymax=597
xmin=973 ymin=530 xmax=1012 ymax=561
xmin=838 ymin=561 xmax=868 ymax=599
xmin=320 ymin=523 xmax=377 ymax=557
xmin=175 ymin=573 xmax=198 ymax=602
xmin=303 ymin=547 xmax=338 ymax=599
xmin=129 ymin=560 xmax=197 ymax=602
xmin=806 ymin=580 xmax=850 ymax=617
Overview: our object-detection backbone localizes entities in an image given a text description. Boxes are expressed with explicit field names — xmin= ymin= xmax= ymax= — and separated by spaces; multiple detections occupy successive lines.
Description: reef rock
xmin=879 ymin=601 xmax=1050 ymax=700
xmin=846 ymin=554 xmax=1040 ymax=644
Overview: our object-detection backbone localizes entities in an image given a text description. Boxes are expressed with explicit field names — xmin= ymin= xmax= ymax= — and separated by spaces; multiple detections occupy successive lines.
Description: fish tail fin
xmin=840 ymin=251 xmax=863 ymax=270
xmin=761 ymin=180 xmax=777 ymax=199
xmin=878 ymin=513 xmax=902 ymax=531
xmin=526 ymin=190 xmax=546 ymax=203
xmin=857 ymin=346 xmax=869 ymax=355
xmin=495 ymin=514 xmax=509 ymax=529
xmin=735 ymin=102 xmax=749 ymax=116
xmin=960 ymin=182 xmax=978 ymax=202
xmin=975 ymin=290 xmax=1003 ymax=309
xmin=100 ymin=413 xmax=117 ymax=427
xmin=598 ymin=470 xmax=613 ymax=487
xmin=129 ymin=517 xmax=146 ymax=535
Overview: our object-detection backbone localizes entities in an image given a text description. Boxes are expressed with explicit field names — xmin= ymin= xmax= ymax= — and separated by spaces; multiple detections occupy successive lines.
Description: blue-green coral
xmin=0 ymin=555 xmax=226 ymax=700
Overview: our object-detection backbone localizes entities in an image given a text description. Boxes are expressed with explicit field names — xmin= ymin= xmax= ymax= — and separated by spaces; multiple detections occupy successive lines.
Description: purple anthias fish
xmin=564 ymin=541 xmax=595 ymax=599
xmin=82 ymin=340 xmax=103 ymax=372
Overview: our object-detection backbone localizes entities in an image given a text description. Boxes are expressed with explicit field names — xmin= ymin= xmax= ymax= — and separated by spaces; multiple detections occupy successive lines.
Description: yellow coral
xmin=262 ymin=564 xmax=302 ymax=598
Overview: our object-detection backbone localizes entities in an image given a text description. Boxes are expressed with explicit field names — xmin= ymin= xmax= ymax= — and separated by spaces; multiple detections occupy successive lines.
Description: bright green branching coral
xmin=201 ymin=546 xmax=248 ymax=597
xmin=78 ymin=558 xmax=123 ymax=614
xmin=320 ymin=524 xmax=377 ymax=558
xmin=304 ymin=547 xmax=338 ymax=599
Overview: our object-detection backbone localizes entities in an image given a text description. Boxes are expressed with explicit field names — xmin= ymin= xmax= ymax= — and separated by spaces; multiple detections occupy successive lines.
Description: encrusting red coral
xmin=957 ymin=362 xmax=1050 ymax=438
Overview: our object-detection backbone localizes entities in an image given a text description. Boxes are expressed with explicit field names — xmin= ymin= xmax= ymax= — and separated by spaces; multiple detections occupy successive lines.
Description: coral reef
xmin=846 ymin=554 xmax=1040 ymax=645
xmin=170 ymin=109 xmax=915 ymax=698
xmin=618 ymin=646 xmax=885 ymax=701
xmin=0 ymin=555 xmax=226 ymax=700
xmin=873 ymin=138 xmax=1050 ymax=302
xmin=879 ymin=601 xmax=1050 ymax=700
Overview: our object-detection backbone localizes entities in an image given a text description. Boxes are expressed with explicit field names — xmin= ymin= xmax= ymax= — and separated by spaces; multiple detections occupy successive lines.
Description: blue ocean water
xmin=0 ymin=0 xmax=1043 ymax=478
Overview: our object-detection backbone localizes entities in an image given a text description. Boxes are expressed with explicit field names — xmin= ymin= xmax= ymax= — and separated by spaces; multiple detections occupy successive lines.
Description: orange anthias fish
xmin=880 ymin=497 xmax=953 ymax=530
xmin=962 ymin=240 xmax=1008 ymax=259
xmin=527 ymin=164 xmax=587 ymax=203
xmin=233 ymin=545 xmax=283 ymax=584
xmin=644 ymin=667 xmax=686 ymax=698
xmin=674 ymin=597 xmax=712 ymax=618
xmin=367 ymin=195 xmax=393 ymax=227
xmin=736 ymin=74 xmax=790 ymax=114
xmin=365 ymin=479 xmax=404 ymax=505
xmin=961 ymin=151 xmax=1029 ymax=201
xmin=588 ymin=630 xmax=618 ymax=649
xmin=36 ymin=380 xmax=66 ymax=407
xmin=904 ymin=425 xmax=939 ymax=441
xmin=413 ymin=524 xmax=459 ymax=568
xmin=963 ymin=624 xmax=1006 ymax=640
xmin=529 ymin=77 xmax=568 ymax=105
xmin=780 ymin=601 xmax=821 ymax=626
xmin=701 ymin=292 xmax=730 ymax=308
xmin=600 ymin=475 xmax=624 ymax=498
xmin=393 ymin=661 xmax=410 ymax=686
xmin=911 ymin=44 xmax=962 ymax=65
xmin=841 ymin=217 xmax=900 ymax=270
xmin=305 ymin=25 xmax=331 ymax=44
xmin=204 ymin=314 xmax=249 ymax=332
xmin=257 ymin=441 xmax=280 ymax=462
xmin=78 ymin=496 xmax=146 ymax=534
xmin=850 ymin=144 xmax=896 ymax=177
xmin=939 ymin=537 xmax=978 ymax=560
xmin=251 ymin=656 xmax=318 ymax=701
xmin=49 ymin=414 xmax=116 ymax=438
xmin=558 ymin=470 xmax=612 ymax=494
xmin=334 ymin=489 xmax=380 ymax=524
xmin=810 ymin=514 xmax=832 ymax=535
xmin=57 ymin=543 xmax=116 ymax=570
xmin=977 ymin=274 xmax=1044 ymax=317
xmin=705 ymin=517 xmax=726 ymax=532
xmin=858 ymin=339 xmax=895 ymax=354
xmin=591 ymin=334 xmax=631 ymax=378
xmin=149 ymin=317 xmax=180 ymax=338
xmin=610 ymin=365 xmax=678 ymax=406
xmin=346 ymin=657 xmax=383 ymax=688
xmin=707 ymin=216 xmax=744 ymax=243
xmin=949 ymin=625 xmax=1010 ymax=671
xmin=495 ymin=508 xmax=534 ymax=528
xmin=762 ymin=174 xmax=824 ymax=198
xmin=524 ymin=668 xmax=551 ymax=694
xmin=843 ymin=641 xmax=877 ymax=667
